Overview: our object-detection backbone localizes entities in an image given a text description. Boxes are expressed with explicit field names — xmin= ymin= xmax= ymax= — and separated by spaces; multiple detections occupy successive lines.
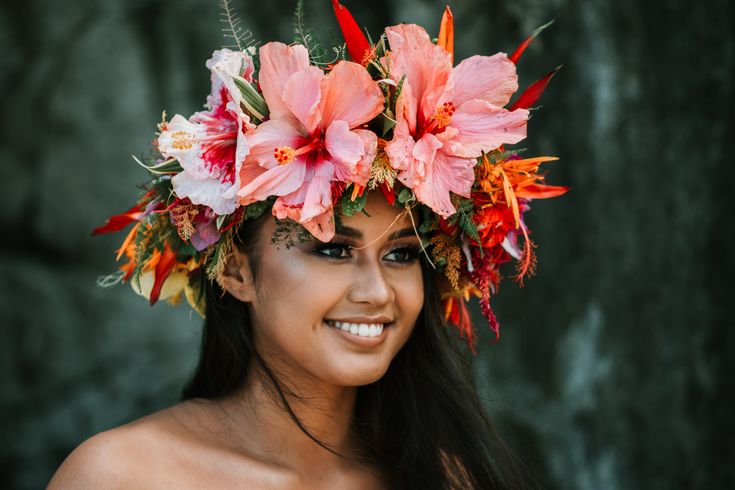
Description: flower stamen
xmin=434 ymin=102 xmax=455 ymax=129
xmin=171 ymin=131 xmax=195 ymax=150
xmin=274 ymin=146 xmax=296 ymax=165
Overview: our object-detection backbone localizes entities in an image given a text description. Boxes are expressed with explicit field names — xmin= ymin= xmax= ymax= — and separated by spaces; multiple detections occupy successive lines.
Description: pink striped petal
xmin=445 ymin=100 xmax=529 ymax=158
xmin=172 ymin=172 xmax=239 ymax=215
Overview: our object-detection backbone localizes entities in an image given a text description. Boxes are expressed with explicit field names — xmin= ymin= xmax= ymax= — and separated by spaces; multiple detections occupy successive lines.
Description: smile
xmin=325 ymin=320 xmax=385 ymax=338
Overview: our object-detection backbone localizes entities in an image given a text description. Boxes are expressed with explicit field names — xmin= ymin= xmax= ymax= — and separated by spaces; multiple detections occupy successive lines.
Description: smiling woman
xmin=48 ymin=194 xmax=526 ymax=489
xmin=48 ymin=2 xmax=564 ymax=488
xmin=224 ymin=196 xmax=424 ymax=389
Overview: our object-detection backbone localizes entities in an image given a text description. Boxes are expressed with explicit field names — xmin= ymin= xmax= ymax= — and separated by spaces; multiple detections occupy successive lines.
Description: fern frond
xmin=220 ymin=0 xmax=260 ymax=52
xmin=292 ymin=0 xmax=331 ymax=65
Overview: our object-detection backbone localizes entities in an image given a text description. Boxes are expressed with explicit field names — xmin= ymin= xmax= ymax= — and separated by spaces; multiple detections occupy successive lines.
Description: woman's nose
xmin=347 ymin=259 xmax=395 ymax=306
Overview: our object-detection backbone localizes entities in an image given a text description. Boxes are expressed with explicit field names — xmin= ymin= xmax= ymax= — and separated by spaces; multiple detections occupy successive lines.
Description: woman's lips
xmin=324 ymin=319 xmax=391 ymax=346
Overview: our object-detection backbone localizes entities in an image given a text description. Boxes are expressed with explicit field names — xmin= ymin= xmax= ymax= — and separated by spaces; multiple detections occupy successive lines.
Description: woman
xmin=50 ymin=3 xmax=563 ymax=487
xmin=50 ymin=192 xmax=528 ymax=489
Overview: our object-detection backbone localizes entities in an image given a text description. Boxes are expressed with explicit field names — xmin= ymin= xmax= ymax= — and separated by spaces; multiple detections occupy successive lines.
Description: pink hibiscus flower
xmin=384 ymin=24 xmax=529 ymax=217
xmin=237 ymin=42 xmax=383 ymax=241
xmin=158 ymin=49 xmax=255 ymax=215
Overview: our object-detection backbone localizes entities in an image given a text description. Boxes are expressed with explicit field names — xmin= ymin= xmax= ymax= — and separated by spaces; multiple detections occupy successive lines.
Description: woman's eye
xmin=315 ymin=244 xmax=353 ymax=259
xmin=384 ymin=247 xmax=420 ymax=264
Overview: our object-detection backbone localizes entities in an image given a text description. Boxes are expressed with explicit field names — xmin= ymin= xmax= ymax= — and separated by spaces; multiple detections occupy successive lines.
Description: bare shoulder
xmin=47 ymin=405 xmax=198 ymax=489
xmin=47 ymin=425 xmax=150 ymax=489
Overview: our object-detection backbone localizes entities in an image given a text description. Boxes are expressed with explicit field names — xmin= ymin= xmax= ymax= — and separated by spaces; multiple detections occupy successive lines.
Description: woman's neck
xmin=217 ymin=362 xmax=360 ymax=474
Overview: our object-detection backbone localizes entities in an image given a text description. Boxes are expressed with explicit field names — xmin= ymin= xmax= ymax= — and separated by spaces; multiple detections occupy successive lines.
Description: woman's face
xmin=236 ymin=192 xmax=424 ymax=388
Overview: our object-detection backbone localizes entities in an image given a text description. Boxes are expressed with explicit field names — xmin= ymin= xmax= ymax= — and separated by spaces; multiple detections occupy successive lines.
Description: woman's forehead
xmin=338 ymin=194 xmax=417 ymax=239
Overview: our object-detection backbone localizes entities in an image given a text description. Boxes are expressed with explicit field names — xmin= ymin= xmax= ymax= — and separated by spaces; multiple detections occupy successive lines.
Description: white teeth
xmin=330 ymin=321 xmax=385 ymax=338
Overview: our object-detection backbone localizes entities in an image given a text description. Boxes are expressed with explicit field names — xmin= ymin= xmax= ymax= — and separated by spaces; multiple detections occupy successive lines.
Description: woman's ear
xmin=220 ymin=247 xmax=256 ymax=302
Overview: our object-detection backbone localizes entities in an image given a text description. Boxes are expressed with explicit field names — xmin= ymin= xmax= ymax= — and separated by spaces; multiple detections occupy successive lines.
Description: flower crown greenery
xmin=94 ymin=0 xmax=566 ymax=352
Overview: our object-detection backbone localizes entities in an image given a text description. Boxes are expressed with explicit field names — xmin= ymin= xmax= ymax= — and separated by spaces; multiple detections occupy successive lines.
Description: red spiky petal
xmin=149 ymin=244 xmax=177 ymax=306
xmin=92 ymin=204 xmax=145 ymax=235
xmin=379 ymin=182 xmax=395 ymax=206
xmin=509 ymin=66 xmax=561 ymax=111
xmin=331 ymin=0 xmax=371 ymax=65
xmin=509 ymin=19 xmax=555 ymax=65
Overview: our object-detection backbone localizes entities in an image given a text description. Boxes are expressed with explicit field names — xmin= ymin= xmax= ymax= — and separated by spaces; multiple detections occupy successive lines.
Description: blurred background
xmin=1 ymin=0 xmax=732 ymax=488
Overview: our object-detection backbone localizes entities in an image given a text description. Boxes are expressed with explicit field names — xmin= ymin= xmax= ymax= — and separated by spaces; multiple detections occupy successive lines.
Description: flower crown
xmin=94 ymin=1 xmax=567 ymax=352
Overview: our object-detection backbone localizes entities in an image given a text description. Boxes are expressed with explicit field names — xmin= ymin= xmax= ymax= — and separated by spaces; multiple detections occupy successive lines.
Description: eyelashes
xmin=311 ymin=238 xmax=421 ymax=264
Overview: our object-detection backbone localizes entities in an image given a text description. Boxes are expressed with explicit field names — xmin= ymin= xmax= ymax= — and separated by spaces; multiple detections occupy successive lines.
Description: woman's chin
xmin=320 ymin=357 xmax=392 ymax=387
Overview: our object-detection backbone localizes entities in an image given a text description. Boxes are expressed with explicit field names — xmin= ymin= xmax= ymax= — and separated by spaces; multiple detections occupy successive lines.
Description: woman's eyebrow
xmin=334 ymin=225 xmax=363 ymax=239
xmin=332 ymin=225 xmax=418 ymax=241
xmin=387 ymin=227 xmax=418 ymax=241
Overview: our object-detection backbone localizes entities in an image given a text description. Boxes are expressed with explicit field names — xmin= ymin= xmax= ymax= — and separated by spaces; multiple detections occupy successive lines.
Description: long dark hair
xmin=181 ymin=215 xmax=531 ymax=489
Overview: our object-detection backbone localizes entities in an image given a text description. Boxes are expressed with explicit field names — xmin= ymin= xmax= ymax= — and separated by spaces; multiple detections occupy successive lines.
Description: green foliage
xmin=457 ymin=199 xmax=481 ymax=243
xmin=244 ymin=196 xmax=274 ymax=220
xmin=340 ymin=187 xmax=368 ymax=216
xmin=220 ymin=0 xmax=257 ymax=52
xmin=234 ymin=78 xmax=269 ymax=122
xmin=418 ymin=204 xmax=438 ymax=234
xmin=292 ymin=0 xmax=330 ymax=66
xmin=397 ymin=187 xmax=414 ymax=204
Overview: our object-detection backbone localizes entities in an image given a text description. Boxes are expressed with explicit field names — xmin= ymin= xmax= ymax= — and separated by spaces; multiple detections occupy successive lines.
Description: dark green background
xmin=1 ymin=0 xmax=733 ymax=488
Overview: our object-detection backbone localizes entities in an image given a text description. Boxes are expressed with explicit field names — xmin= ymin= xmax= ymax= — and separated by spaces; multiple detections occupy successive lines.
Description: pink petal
xmin=318 ymin=61 xmax=383 ymax=129
xmin=412 ymin=150 xmax=475 ymax=217
xmin=301 ymin=211 xmax=336 ymax=242
xmin=171 ymin=172 xmax=238 ymax=215
xmin=246 ymin=119 xmax=309 ymax=169
xmin=238 ymin=159 xmax=267 ymax=205
xmin=394 ymin=81 xmax=418 ymax=135
xmin=158 ymin=115 xmax=209 ymax=177
xmin=445 ymin=100 xmax=529 ymax=158
xmin=190 ymin=220 xmax=221 ymax=251
xmin=283 ymin=66 xmax=323 ymax=135
xmin=206 ymin=49 xmax=255 ymax=112
xmin=300 ymin=160 xmax=335 ymax=222
xmin=237 ymin=160 xmax=307 ymax=203
xmin=325 ymin=120 xmax=364 ymax=172
xmin=385 ymin=24 xmax=452 ymax=125
xmin=258 ymin=42 xmax=310 ymax=121
xmin=448 ymin=54 xmax=518 ymax=108
xmin=385 ymin=121 xmax=415 ymax=174
xmin=412 ymin=133 xmax=443 ymax=168
xmin=351 ymin=128 xmax=377 ymax=186
xmin=272 ymin=186 xmax=308 ymax=221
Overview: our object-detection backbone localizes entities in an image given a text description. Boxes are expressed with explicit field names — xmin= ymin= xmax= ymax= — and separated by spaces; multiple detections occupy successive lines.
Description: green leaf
xmin=341 ymin=188 xmax=368 ymax=216
xmin=381 ymin=113 xmax=397 ymax=137
xmin=397 ymin=187 xmax=414 ymax=204
xmin=234 ymin=78 xmax=268 ymax=121
xmin=245 ymin=198 xmax=273 ymax=220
